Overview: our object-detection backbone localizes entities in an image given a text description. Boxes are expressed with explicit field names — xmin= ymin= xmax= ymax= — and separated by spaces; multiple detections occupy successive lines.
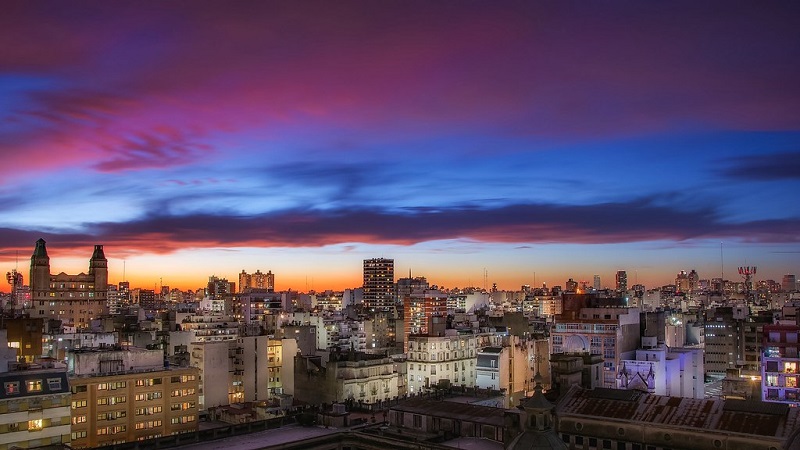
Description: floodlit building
xmin=294 ymin=352 xmax=402 ymax=407
xmin=406 ymin=333 xmax=477 ymax=394
xmin=66 ymin=347 xmax=199 ymax=448
xmin=617 ymin=336 xmax=704 ymax=398
xmin=27 ymin=239 xmax=109 ymax=330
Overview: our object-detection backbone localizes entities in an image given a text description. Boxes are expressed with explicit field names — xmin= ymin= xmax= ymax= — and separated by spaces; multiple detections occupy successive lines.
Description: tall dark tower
xmin=30 ymin=238 xmax=51 ymax=299
xmin=363 ymin=258 xmax=394 ymax=311
xmin=89 ymin=245 xmax=108 ymax=298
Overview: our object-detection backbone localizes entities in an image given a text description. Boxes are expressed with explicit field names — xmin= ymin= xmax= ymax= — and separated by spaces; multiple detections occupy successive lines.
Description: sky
xmin=1 ymin=1 xmax=799 ymax=292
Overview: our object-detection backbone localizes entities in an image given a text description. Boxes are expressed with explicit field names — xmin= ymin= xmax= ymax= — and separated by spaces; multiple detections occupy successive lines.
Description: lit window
xmin=28 ymin=419 xmax=43 ymax=431
xmin=5 ymin=382 xmax=20 ymax=395
xmin=26 ymin=379 xmax=43 ymax=393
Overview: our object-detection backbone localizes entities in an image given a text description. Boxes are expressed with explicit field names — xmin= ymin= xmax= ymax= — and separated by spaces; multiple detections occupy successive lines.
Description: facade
xmin=616 ymin=337 xmax=705 ymax=398
xmin=174 ymin=311 xmax=239 ymax=343
xmin=551 ymin=296 xmax=640 ymax=388
xmin=0 ymin=329 xmax=71 ymax=450
xmin=475 ymin=341 xmax=530 ymax=408
xmin=238 ymin=270 xmax=275 ymax=293
xmin=235 ymin=289 xmax=282 ymax=324
xmin=704 ymin=306 xmax=748 ymax=378
xmin=363 ymin=258 xmax=394 ymax=311
xmin=406 ymin=334 xmax=477 ymax=394
xmin=388 ymin=397 xmax=508 ymax=444
xmin=615 ymin=270 xmax=627 ymax=294
xmin=0 ymin=366 xmax=72 ymax=450
xmin=189 ymin=341 xmax=233 ymax=410
xmin=783 ymin=274 xmax=797 ymax=292
xmin=550 ymin=352 xmax=604 ymax=395
xmin=403 ymin=289 xmax=447 ymax=352
xmin=28 ymin=239 xmax=109 ymax=330
xmin=206 ymin=276 xmax=234 ymax=299
xmin=131 ymin=288 xmax=156 ymax=310
xmin=294 ymin=352 xmax=402 ymax=407
xmin=66 ymin=348 xmax=199 ymax=448
xmin=190 ymin=337 xmax=296 ymax=411
xmin=762 ymin=323 xmax=800 ymax=406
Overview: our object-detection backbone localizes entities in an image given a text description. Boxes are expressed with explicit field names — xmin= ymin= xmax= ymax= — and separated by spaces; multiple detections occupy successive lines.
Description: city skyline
xmin=1 ymin=2 xmax=799 ymax=292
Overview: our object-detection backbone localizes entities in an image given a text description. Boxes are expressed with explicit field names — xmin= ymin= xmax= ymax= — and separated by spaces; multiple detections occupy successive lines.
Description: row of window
xmin=97 ymin=396 xmax=127 ymax=405
xmin=171 ymin=388 xmax=196 ymax=397
xmin=0 ymin=419 xmax=50 ymax=433
xmin=97 ymin=425 xmax=126 ymax=435
xmin=4 ymin=378 xmax=62 ymax=395
xmin=44 ymin=292 xmax=97 ymax=298
xmin=137 ymin=406 xmax=163 ymax=415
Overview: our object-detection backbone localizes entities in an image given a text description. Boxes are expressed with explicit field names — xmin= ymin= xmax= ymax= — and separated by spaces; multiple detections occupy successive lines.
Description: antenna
xmin=123 ymin=260 xmax=126 ymax=282
xmin=720 ymin=242 xmax=724 ymax=282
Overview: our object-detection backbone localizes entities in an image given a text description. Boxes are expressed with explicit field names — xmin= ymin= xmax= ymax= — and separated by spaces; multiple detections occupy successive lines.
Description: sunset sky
xmin=1 ymin=1 xmax=798 ymax=292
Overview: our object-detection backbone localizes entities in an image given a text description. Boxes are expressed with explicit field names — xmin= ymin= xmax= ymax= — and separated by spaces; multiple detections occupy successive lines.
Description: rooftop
xmin=558 ymin=386 xmax=800 ymax=439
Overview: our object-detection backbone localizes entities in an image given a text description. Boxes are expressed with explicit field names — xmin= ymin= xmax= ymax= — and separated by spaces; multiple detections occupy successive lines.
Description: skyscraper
xmin=593 ymin=275 xmax=601 ymax=291
xmin=616 ymin=270 xmax=628 ymax=294
xmin=363 ymin=258 xmax=394 ymax=310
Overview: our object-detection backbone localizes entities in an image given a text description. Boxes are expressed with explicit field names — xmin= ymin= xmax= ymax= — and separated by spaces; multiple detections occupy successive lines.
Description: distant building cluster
xmin=0 ymin=240 xmax=799 ymax=449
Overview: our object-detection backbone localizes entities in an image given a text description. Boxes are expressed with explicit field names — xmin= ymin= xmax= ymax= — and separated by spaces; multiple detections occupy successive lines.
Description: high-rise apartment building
xmin=28 ymin=239 xmax=109 ymax=330
xmin=363 ymin=258 xmax=394 ymax=311
xmin=593 ymin=275 xmax=601 ymax=291
xmin=783 ymin=274 xmax=797 ymax=292
xmin=762 ymin=323 xmax=800 ymax=406
xmin=406 ymin=334 xmax=477 ymax=394
xmin=238 ymin=270 xmax=275 ymax=293
xmin=615 ymin=270 xmax=628 ymax=294
xmin=704 ymin=306 xmax=748 ymax=378
xmin=403 ymin=290 xmax=447 ymax=352
xmin=67 ymin=347 xmax=199 ymax=448
xmin=206 ymin=276 xmax=234 ymax=299
xmin=131 ymin=288 xmax=156 ymax=310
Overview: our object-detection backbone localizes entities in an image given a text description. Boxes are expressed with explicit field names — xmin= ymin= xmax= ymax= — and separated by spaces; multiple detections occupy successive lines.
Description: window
xmin=72 ymin=431 xmax=88 ymax=440
xmin=26 ymin=379 xmax=43 ymax=393
xmin=413 ymin=414 xmax=422 ymax=428
xmin=72 ymin=415 xmax=87 ymax=424
xmin=28 ymin=419 xmax=43 ymax=431
xmin=47 ymin=378 xmax=62 ymax=391
xmin=4 ymin=381 xmax=20 ymax=395
xmin=72 ymin=400 xmax=88 ymax=409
